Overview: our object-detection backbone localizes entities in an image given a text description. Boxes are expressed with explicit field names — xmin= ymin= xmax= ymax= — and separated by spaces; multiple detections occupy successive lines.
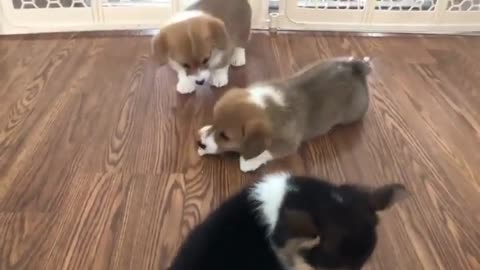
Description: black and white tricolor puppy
xmin=167 ymin=173 xmax=408 ymax=270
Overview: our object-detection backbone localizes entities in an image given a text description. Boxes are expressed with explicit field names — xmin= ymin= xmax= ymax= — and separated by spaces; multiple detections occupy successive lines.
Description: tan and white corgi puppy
xmin=152 ymin=0 xmax=251 ymax=94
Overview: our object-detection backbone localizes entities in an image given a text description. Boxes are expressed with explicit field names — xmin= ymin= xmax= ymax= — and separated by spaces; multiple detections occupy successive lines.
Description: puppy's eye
xmin=219 ymin=131 xmax=229 ymax=141
xmin=202 ymin=57 xmax=209 ymax=65
xmin=182 ymin=63 xmax=190 ymax=69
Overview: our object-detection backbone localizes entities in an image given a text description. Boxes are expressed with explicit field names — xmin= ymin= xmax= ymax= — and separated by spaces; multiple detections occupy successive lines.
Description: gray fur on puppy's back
xmin=284 ymin=59 xmax=370 ymax=140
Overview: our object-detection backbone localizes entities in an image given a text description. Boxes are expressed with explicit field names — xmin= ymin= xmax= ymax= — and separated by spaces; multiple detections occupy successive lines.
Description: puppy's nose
xmin=195 ymin=79 xmax=205 ymax=85
xmin=197 ymin=141 xmax=206 ymax=149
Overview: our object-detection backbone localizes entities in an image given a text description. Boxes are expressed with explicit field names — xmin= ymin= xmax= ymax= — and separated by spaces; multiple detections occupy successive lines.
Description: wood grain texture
xmin=0 ymin=32 xmax=479 ymax=270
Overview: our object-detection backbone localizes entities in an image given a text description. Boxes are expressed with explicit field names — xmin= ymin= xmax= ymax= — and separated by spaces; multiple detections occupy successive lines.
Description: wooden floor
xmin=0 ymin=32 xmax=479 ymax=270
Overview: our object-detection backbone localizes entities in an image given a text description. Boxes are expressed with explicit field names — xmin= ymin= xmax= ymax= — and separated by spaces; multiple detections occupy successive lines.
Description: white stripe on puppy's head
xmin=247 ymin=85 xmax=286 ymax=109
xmin=249 ymin=172 xmax=291 ymax=234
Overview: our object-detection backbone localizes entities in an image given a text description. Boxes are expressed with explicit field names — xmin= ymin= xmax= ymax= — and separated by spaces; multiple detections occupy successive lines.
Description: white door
xmin=0 ymin=0 xmax=175 ymax=34
xmin=0 ymin=0 xmax=268 ymax=34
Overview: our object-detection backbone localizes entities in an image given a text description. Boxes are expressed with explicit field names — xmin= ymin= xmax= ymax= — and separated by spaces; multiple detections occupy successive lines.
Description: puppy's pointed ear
xmin=241 ymin=119 xmax=272 ymax=160
xmin=369 ymin=184 xmax=408 ymax=211
xmin=283 ymin=209 xmax=318 ymax=239
xmin=207 ymin=17 xmax=228 ymax=50
xmin=151 ymin=31 xmax=169 ymax=65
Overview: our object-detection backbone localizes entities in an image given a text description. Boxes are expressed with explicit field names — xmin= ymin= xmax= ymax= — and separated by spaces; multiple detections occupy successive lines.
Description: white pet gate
xmin=0 ymin=0 xmax=478 ymax=34
xmin=0 ymin=0 xmax=269 ymax=34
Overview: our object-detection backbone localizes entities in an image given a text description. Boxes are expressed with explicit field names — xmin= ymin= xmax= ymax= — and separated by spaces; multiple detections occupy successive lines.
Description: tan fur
xmin=274 ymin=208 xmax=320 ymax=270
xmin=275 ymin=237 xmax=320 ymax=270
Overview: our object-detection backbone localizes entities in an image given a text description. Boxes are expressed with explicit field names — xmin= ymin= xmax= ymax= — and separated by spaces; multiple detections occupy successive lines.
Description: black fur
xmin=168 ymin=175 xmax=404 ymax=270
xmin=272 ymin=177 xmax=379 ymax=270
xmin=168 ymin=188 xmax=283 ymax=270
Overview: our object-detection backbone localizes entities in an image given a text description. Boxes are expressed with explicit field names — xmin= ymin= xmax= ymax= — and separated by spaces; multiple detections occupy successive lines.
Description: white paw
xmin=210 ymin=70 xmax=228 ymax=88
xmin=231 ymin=48 xmax=246 ymax=67
xmin=197 ymin=148 xmax=207 ymax=156
xmin=176 ymin=78 xmax=196 ymax=94
xmin=240 ymin=157 xmax=264 ymax=172
xmin=198 ymin=125 xmax=212 ymax=135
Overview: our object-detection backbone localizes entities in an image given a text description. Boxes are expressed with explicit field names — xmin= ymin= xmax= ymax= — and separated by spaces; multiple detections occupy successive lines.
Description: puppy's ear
xmin=369 ymin=184 xmax=408 ymax=211
xmin=151 ymin=31 xmax=169 ymax=65
xmin=241 ymin=119 xmax=272 ymax=160
xmin=207 ymin=17 xmax=228 ymax=50
xmin=283 ymin=209 xmax=318 ymax=239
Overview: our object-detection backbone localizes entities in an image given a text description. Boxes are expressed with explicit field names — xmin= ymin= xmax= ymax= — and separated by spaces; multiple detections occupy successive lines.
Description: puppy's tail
xmin=350 ymin=56 xmax=372 ymax=77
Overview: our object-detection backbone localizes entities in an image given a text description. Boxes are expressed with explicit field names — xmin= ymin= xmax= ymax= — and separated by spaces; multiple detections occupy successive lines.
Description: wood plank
xmin=0 ymin=32 xmax=479 ymax=270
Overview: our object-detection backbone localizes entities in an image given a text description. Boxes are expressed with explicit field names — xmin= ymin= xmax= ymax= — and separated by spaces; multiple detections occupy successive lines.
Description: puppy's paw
xmin=176 ymin=78 xmax=196 ymax=94
xmin=210 ymin=70 xmax=228 ymax=88
xmin=231 ymin=48 xmax=246 ymax=67
xmin=240 ymin=157 xmax=264 ymax=172
xmin=239 ymin=151 xmax=273 ymax=172
xmin=197 ymin=147 xmax=207 ymax=156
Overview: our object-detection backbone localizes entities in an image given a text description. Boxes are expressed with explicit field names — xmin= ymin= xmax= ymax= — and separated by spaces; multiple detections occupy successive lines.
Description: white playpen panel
xmin=275 ymin=0 xmax=480 ymax=33
xmin=1 ymin=0 xmax=95 ymax=34
xmin=0 ymin=0 xmax=268 ymax=34
xmin=1 ymin=0 xmax=478 ymax=34
xmin=0 ymin=0 xmax=175 ymax=34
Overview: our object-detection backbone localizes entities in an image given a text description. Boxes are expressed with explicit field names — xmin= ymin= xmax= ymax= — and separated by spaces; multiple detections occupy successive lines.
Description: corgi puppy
xmin=167 ymin=173 xmax=408 ymax=270
xmin=152 ymin=0 xmax=251 ymax=94
xmin=197 ymin=56 xmax=372 ymax=172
